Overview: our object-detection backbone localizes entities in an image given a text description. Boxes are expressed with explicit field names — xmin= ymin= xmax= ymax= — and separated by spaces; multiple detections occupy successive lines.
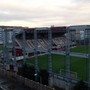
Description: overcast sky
xmin=0 ymin=0 xmax=90 ymax=27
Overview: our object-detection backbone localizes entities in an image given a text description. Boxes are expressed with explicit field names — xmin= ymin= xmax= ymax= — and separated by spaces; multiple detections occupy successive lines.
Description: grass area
xmin=70 ymin=56 xmax=88 ymax=81
xmin=52 ymin=54 xmax=65 ymax=73
xmin=26 ymin=54 xmax=88 ymax=81
xmin=70 ymin=45 xmax=90 ymax=53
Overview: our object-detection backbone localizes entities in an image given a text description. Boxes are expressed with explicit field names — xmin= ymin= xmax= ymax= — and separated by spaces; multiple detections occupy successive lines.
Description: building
xmin=69 ymin=25 xmax=90 ymax=40
xmin=0 ymin=26 xmax=26 ymax=44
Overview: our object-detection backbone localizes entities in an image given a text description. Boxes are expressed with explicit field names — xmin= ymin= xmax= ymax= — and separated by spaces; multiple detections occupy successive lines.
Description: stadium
xmin=1 ymin=25 xmax=90 ymax=89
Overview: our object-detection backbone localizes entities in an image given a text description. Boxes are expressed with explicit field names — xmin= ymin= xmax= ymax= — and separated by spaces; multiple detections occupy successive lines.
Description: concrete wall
xmin=49 ymin=76 xmax=77 ymax=90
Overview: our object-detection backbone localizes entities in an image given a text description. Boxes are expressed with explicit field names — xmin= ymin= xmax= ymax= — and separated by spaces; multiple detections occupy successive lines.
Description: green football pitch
xmin=26 ymin=54 xmax=88 ymax=81
xmin=70 ymin=45 xmax=90 ymax=53
xmin=26 ymin=45 xmax=90 ymax=81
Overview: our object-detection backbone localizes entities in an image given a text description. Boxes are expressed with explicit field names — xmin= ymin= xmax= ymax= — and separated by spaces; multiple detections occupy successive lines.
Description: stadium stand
xmin=15 ymin=27 xmax=67 ymax=57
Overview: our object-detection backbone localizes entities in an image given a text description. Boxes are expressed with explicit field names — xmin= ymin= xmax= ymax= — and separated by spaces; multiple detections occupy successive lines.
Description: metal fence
xmin=0 ymin=68 xmax=55 ymax=90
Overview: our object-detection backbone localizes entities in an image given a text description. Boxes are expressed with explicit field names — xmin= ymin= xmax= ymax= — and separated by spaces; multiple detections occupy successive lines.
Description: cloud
xmin=72 ymin=0 xmax=90 ymax=3
xmin=0 ymin=0 xmax=90 ymax=27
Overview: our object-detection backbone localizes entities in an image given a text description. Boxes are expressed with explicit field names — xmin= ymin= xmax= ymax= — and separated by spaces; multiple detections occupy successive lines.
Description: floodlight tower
xmin=65 ymin=27 xmax=71 ymax=90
